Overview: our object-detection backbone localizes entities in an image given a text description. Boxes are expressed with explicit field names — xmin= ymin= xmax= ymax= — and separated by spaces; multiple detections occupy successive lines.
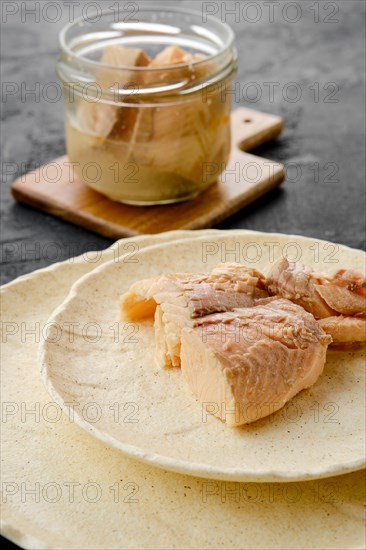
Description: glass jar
xmin=58 ymin=6 xmax=236 ymax=205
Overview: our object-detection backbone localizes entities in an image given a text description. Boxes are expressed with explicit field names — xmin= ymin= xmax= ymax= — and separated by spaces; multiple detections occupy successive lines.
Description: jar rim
xmin=59 ymin=4 xmax=235 ymax=72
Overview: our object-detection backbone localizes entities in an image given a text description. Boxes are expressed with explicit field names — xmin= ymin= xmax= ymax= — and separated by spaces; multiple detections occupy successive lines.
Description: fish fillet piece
xmin=315 ymin=284 xmax=366 ymax=316
xmin=143 ymin=108 xmax=213 ymax=182
xmin=78 ymin=103 xmax=118 ymax=143
xmin=146 ymin=46 xmax=210 ymax=85
xmin=78 ymin=46 xmax=151 ymax=141
xmin=180 ymin=299 xmax=331 ymax=426
xmin=318 ymin=316 xmax=366 ymax=347
xmin=266 ymin=257 xmax=366 ymax=318
xmin=150 ymin=45 xmax=190 ymax=67
xmin=141 ymin=46 xmax=221 ymax=182
xmin=330 ymin=269 xmax=366 ymax=290
xmin=266 ymin=257 xmax=366 ymax=345
xmin=103 ymin=46 xmax=155 ymax=145
xmin=121 ymin=263 xmax=268 ymax=368
xmin=97 ymin=46 xmax=151 ymax=88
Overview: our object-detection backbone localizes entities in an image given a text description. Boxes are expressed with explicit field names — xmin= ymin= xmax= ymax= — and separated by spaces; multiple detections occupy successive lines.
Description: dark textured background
xmin=1 ymin=0 xmax=365 ymax=286
xmin=0 ymin=1 xmax=365 ymax=548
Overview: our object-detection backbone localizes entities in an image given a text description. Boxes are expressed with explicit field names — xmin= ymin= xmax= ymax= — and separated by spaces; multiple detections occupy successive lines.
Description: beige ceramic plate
xmin=40 ymin=231 xmax=366 ymax=483
xmin=1 ymin=231 xmax=365 ymax=549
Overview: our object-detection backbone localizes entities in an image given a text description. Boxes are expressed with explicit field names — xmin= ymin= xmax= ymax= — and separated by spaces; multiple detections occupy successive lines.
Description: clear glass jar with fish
xmin=57 ymin=6 xmax=237 ymax=205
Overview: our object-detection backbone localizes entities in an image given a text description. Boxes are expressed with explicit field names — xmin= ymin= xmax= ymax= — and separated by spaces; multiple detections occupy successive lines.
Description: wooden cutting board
xmin=11 ymin=107 xmax=284 ymax=239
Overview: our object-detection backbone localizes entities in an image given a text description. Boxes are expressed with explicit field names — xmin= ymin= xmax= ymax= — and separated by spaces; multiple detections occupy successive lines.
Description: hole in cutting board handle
xmin=243 ymin=118 xmax=252 ymax=123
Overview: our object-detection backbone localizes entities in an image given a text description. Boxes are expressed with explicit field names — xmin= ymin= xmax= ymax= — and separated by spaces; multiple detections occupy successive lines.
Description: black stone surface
xmin=1 ymin=0 xmax=365 ymax=547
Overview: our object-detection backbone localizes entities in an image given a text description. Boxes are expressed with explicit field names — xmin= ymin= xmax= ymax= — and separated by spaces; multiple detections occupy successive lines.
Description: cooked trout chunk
xmin=180 ymin=299 xmax=331 ymax=426
xmin=79 ymin=46 xmax=151 ymax=141
xmin=318 ymin=316 xmax=366 ymax=348
xmin=121 ymin=263 xmax=268 ymax=367
xmin=266 ymin=258 xmax=366 ymax=346
xmin=267 ymin=258 xmax=366 ymax=317
xmin=146 ymin=46 xmax=209 ymax=86
xmin=314 ymin=285 xmax=366 ymax=316
xmin=331 ymin=269 xmax=366 ymax=290
xmin=266 ymin=258 xmax=336 ymax=318
xmin=143 ymin=46 xmax=219 ymax=183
